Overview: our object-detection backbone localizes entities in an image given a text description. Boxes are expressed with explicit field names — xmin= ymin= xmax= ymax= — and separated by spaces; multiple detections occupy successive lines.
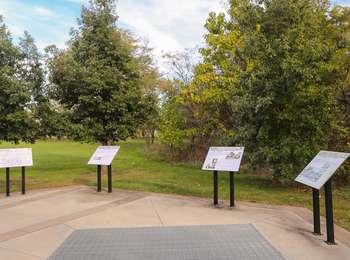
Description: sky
xmin=0 ymin=0 xmax=349 ymax=69
xmin=0 ymin=0 xmax=225 ymax=69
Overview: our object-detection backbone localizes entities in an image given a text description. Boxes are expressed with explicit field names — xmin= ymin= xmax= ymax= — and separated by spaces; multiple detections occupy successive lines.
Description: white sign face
xmin=0 ymin=148 xmax=33 ymax=168
xmin=202 ymin=147 xmax=244 ymax=172
xmin=88 ymin=146 xmax=120 ymax=166
xmin=295 ymin=151 xmax=350 ymax=190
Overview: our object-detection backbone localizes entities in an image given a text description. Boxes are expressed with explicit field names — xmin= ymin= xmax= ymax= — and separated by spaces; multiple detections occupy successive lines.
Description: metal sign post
xmin=21 ymin=167 xmax=26 ymax=195
xmin=4 ymin=166 xmax=27 ymax=196
xmin=213 ymin=171 xmax=218 ymax=206
xmin=312 ymin=188 xmax=321 ymax=235
xmin=230 ymin=172 xmax=235 ymax=207
xmin=96 ymin=165 xmax=113 ymax=193
xmin=325 ymin=178 xmax=335 ymax=244
xmin=108 ymin=165 xmax=112 ymax=193
xmin=6 ymin=167 xmax=10 ymax=197
xmin=97 ymin=165 xmax=102 ymax=192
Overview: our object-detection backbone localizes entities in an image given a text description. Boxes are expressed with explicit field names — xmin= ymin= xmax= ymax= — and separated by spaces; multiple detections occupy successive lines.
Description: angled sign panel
xmin=295 ymin=151 xmax=350 ymax=190
xmin=88 ymin=146 xmax=120 ymax=166
xmin=202 ymin=147 xmax=244 ymax=172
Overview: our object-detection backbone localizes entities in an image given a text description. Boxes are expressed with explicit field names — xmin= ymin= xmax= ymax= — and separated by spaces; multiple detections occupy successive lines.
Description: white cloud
xmin=8 ymin=24 xmax=23 ymax=36
xmin=33 ymin=6 xmax=56 ymax=18
xmin=116 ymin=0 xmax=225 ymax=70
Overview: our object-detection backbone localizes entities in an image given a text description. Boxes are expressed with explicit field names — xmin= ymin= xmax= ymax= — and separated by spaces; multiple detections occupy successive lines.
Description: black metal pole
xmin=230 ymin=172 xmax=235 ymax=208
xmin=108 ymin=164 xmax=112 ymax=193
xmin=6 ymin=167 xmax=10 ymax=197
xmin=97 ymin=165 xmax=102 ymax=192
xmin=325 ymin=178 xmax=335 ymax=245
xmin=21 ymin=167 xmax=26 ymax=195
xmin=213 ymin=171 xmax=218 ymax=206
xmin=312 ymin=188 xmax=321 ymax=235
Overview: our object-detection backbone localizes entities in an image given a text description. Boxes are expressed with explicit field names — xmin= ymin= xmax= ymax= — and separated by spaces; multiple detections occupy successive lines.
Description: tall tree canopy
xmin=0 ymin=17 xmax=37 ymax=143
xmin=223 ymin=0 xmax=337 ymax=180
xmin=49 ymin=0 xmax=147 ymax=145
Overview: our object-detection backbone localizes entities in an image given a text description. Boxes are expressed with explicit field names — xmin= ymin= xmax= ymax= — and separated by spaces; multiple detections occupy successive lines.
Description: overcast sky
xmin=0 ymin=0 xmax=349 ymax=69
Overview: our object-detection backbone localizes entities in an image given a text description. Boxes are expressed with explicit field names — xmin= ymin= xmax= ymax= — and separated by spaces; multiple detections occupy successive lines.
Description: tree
xmin=197 ymin=0 xmax=338 ymax=181
xmin=327 ymin=5 xmax=350 ymax=182
xmin=162 ymin=48 xmax=198 ymax=99
xmin=0 ymin=17 xmax=37 ymax=143
xmin=133 ymin=40 xmax=161 ymax=144
xmin=18 ymin=31 xmax=57 ymax=139
xmin=49 ymin=0 xmax=147 ymax=145
xmin=160 ymin=0 xmax=344 ymax=179
xmin=159 ymin=32 xmax=237 ymax=160
xmin=19 ymin=31 xmax=45 ymax=105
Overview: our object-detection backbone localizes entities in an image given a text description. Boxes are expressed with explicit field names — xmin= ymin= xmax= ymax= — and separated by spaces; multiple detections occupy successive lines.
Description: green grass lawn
xmin=0 ymin=139 xmax=350 ymax=231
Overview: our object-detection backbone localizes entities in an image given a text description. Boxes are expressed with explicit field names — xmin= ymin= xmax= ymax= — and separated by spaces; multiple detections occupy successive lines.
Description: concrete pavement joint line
xmin=0 ymin=193 xmax=146 ymax=242
xmin=148 ymin=197 xmax=164 ymax=226
xmin=63 ymin=223 xmax=77 ymax=231
xmin=251 ymin=215 xmax=289 ymax=225
xmin=0 ymin=187 xmax=87 ymax=210
xmin=0 ymin=244 xmax=44 ymax=259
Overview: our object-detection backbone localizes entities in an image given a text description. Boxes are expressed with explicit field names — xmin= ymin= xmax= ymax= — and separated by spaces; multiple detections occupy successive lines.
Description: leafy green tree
xmin=327 ymin=5 xmax=350 ymax=182
xmin=19 ymin=31 xmax=45 ymax=105
xmin=197 ymin=0 xmax=338 ymax=181
xmin=159 ymin=48 xmax=219 ymax=160
xmin=49 ymin=0 xmax=147 ymax=145
xmin=18 ymin=31 xmax=56 ymax=139
xmin=0 ymin=17 xmax=37 ymax=143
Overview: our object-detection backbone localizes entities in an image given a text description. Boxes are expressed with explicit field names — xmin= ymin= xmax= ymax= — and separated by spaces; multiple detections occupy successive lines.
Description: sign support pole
xmin=21 ymin=167 xmax=26 ymax=195
xmin=97 ymin=165 xmax=102 ymax=192
xmin=6 ymin=167 xmax=10 ymax=197
xmin=325 ymin=178 xmax=335 ymax=245
xmin=312 ymin=188 xmax=321 ymax=235
xmin=213 ymin=171 xmax=218 ymax=206
xmin=108 ymin=165 xmax=112 ymax=193
xmin=230 ymin=172 xmax=235 ymax=207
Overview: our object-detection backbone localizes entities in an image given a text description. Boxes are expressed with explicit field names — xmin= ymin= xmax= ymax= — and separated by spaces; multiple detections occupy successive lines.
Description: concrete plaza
xmin=0 ymin=186 xmax=349 ymax=259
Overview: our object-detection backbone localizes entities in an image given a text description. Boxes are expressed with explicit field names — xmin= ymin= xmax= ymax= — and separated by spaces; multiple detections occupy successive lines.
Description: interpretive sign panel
xmin=202 ymin=147 xmax=244 ymax=172
xmin=88 ymin=146 xmax=120 ymax=166
xmin=0 ymin=148 xmax=33 ymax=168
xmin=295 ymin=151 xmax=350 ymax=190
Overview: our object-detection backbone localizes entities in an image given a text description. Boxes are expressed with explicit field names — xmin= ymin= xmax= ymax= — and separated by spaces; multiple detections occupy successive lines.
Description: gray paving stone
xmin=48 ymin=224 xmax=285 ymax=260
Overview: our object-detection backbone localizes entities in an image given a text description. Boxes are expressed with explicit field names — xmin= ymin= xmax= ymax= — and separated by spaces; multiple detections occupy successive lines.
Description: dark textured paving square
xmin=48 ymin=224 xmax=285 ymax=260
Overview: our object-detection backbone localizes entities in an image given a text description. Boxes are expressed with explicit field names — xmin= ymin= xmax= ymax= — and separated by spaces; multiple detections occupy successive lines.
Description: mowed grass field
xmin=0 ymin=139 xmax=350 ymax=230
